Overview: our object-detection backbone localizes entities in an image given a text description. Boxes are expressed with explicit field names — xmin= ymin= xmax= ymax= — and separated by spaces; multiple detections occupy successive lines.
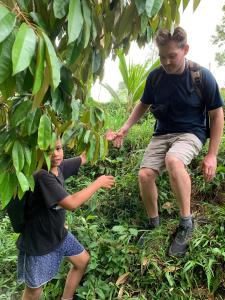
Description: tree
xmin=212 ymin=4 xmax=225 ymax=66
xmin=102 ymin=49 xmax=160 ymax=112
xmin=0 ymin=0 xmax=201 ymax=207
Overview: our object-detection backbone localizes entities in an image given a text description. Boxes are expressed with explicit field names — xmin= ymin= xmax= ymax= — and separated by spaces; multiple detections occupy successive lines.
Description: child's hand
xmin=80 ymin=152 xmax=87 ymax=165
xmin=95 ymin=175 xmax=115 ymax=189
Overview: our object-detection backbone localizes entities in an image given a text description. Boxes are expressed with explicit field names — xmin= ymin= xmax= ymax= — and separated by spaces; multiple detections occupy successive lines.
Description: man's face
xmin=158 ymin=41 xmax=189 ymax=74
xmin=51 ymin=139 xmax=64 ymax=167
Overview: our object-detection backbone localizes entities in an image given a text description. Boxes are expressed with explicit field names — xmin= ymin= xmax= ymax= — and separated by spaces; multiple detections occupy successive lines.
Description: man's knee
xmin=139 ymin=168 xmax=158 ymax=183
xmin=165 ymin=154 xmax=185 ymax=174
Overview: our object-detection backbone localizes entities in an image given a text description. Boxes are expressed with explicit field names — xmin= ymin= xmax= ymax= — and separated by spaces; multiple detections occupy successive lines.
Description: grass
xmin=0 ymin=104 xmax=225 ymax=299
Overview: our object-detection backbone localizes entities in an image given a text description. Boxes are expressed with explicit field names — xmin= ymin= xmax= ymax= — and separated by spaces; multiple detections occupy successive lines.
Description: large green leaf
xmin=0 ymin=172 xmax=15 ymax=208
xmin=82 ymin=0 xmax=91 ymax=48
xmin=0 ymin=31 xmax=15 ymax=84
xmin=30 ymin=12 xmax=48 ymax=32
xmin=16 ymin=171 xmax=30 ymax=193
xmin=0 ymin=6 xmax=16 ymax=43
xmin=134 ymin=0 xmax=146 ymax=15
xmin=24 ymin=145 xmax=31 ymax=166
xmin=118 ymin=51 xmax=129 ymax=88
xmin=38 ymin=114 xmax=52 ymax=150
xmin=71 ymin=99 xmax=80 ymax=121
xmin=182 ymin=0 xmax=189 ymax=10
xmin=193 ymin=0 xmax=201 ymax=11
xmin=145 ymin=0 xmax=154 ymax=17
xmin=67 ymin=0 xmax=84 ymax=44
xmin=11 ymin=100 xmax=32 ymax=127
xmin=150 ymin=0 xmax=164 ymax=17
xmin=25 ymin=108 xmax=42 ymax=135
xmin=0 ymin=76 xmax=16 ymax=100
xmin=12 ymin=140 xmax=24 ymax=173
xmin=12 ymin=22 xmax=37 ymax=75
xmin=32 ymin=36 xmax=45 ymax=94
xmin=42 ymin=32 xmax=61 ymax=90
xmin=53 ymin=0 xmax=69 ymax=19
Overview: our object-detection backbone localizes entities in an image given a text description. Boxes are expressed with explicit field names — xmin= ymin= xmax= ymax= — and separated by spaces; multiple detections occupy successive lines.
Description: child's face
xmin=51 ymin=139 xmax=64 ymax=167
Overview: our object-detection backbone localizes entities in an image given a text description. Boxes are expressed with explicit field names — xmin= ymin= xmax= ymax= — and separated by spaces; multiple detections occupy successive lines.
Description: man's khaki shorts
xmin=140 ymin=133 xmax=203 ymax=173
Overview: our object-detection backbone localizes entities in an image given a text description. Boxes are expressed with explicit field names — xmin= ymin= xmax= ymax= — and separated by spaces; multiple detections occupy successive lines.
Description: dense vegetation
xmin=0 ymin=96 xmax=225 ymax=299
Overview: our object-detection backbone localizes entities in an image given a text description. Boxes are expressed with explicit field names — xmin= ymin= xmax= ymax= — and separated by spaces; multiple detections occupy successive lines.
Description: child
xmin=16 ymin=139 xmax=115 ymax=300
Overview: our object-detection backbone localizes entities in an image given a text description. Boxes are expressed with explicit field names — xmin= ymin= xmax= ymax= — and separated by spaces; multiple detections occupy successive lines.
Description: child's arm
xmin=58 ymin=175 xmax=115 ymax=211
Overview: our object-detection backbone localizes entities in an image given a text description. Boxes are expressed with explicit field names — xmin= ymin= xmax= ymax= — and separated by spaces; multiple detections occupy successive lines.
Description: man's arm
xmin=112 ymin=102 xmax=150 ymax=148
xmin=202 ymin=107 xmax=224 ymax=182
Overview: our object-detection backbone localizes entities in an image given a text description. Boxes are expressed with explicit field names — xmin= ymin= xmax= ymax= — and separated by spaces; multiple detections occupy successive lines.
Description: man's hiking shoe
xmin=168 ymin=223 xmax=194 ymax=257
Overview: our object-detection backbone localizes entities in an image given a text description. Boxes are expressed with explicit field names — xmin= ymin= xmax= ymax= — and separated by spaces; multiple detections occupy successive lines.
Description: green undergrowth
xmin=0 ymin=106 xmax=225 ymax=299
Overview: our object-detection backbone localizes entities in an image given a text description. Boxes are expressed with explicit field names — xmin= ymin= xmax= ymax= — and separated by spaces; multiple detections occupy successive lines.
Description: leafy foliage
xmin=0 ymin=0 xmax=201 ymax=207
xmin=0 ymin=101 xmax=225 ymax=299
xmin=102 ymin=49 xmax=160 ymax=111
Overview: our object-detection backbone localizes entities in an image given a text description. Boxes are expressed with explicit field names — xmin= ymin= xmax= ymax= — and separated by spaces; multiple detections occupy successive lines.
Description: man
xmin=108 ymin=27 xmax=224 ymax=257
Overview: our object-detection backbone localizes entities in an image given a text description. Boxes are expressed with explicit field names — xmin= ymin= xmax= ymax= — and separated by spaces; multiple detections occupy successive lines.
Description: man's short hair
xmin=155 ymin=27 xmax=187 ymax=48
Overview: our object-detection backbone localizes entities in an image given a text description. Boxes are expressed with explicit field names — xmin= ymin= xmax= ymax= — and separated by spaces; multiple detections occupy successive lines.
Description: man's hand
xmin=105 ymin=129 xmax=117 ymax=141
xmin=201 ymin=154 xmax=217 ymax=182
xmin=105 ymin=127 xmax=129 ymax=148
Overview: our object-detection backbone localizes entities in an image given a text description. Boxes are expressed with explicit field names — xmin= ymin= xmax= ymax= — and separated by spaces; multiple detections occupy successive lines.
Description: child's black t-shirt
xmin=16 ymin=157 xmax=81 ymax=255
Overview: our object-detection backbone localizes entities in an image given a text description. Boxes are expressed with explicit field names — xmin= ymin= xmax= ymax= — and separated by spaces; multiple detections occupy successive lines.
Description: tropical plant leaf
xmin=0 ymin=76 xmax=16 ymax=100
xmin=101 ymin=83 xmax=120 ymax=102
xmin=38 ymin=114 xmax=52 ymax=150
xmin=32 ymin=35 xmax=45 ymax=94
xmin=12 ymin=140 xmax=24 ymax=172
xmin=118 ymin=50 xmax=129 ymax=87
xmin=12 ymin=22 xmax=37 ymax=75
xmin=82 ymin=0 xmax=91 ymax=48
xmin=0 ymin=6 xmax=16 ymax=43
xmin=145 ymin=0 xmax=154 ymax=17
xmin=16 ymin=171 xmax=30 ymax=192
xmin=182 ymin=0 xmax=189 ymax=10
xmin=150 ymin=0 xmax=164 ymax=17
xmin=53 ymin=0 xmax=69 ymax=19
xmin=193 ymin=0 xmax=201 ymax=12
xmin=11 ymin=100 xmax=32 ymax=127
xmin=0 ymin=172 xmax=15 ymax=208
xmin=42 ymin=31 xmax=61 ymax=90
xmin=30 ymin=12 xmax=48 ymax=32
xmin=0 ymin=31 xmax=15 ymax=84
xmin=67 ymin=0 xmax=84 ymax=44
xmin=134 ymin=0 xmax=146 ymax=15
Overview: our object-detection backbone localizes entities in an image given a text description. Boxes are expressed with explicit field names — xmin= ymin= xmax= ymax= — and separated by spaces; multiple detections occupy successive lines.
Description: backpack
xmin=6 ymin=191 xmax=31 ymax=233
xmin=150 ymin=59 xmax=210 ymax=138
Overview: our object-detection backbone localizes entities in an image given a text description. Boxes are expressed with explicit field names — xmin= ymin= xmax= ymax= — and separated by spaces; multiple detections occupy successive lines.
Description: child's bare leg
xmin=22 ymin=286 xmax=42 ymax=300
xmin=61 ymin=250 xmax=90 ymax=299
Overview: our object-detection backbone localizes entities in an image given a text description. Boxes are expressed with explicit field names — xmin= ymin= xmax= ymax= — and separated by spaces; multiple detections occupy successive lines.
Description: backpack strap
xmin=150 ymin=66 xmax=164 ymax=89
xmin=187 ymin=60 xmax=202 ymax=98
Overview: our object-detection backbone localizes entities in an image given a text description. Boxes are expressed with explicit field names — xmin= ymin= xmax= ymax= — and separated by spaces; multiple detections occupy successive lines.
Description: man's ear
xmin=184 ymin=44 xmax=189 ymax=55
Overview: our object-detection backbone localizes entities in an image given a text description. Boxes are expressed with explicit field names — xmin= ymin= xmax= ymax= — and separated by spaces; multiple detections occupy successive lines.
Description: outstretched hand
xmin=105 ymin=128 xmax=128 ymax=148
xmin=95 ymin=175 xmax=115 ymax=189
xmin=80 ymin=152 xmax=87 ymax=165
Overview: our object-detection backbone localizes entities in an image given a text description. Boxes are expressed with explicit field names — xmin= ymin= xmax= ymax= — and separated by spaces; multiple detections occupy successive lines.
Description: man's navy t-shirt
xmin=16 ymin=157 xmax=81 ymax=255
xmin=141 ymin=63 xmax=224 ymax=144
